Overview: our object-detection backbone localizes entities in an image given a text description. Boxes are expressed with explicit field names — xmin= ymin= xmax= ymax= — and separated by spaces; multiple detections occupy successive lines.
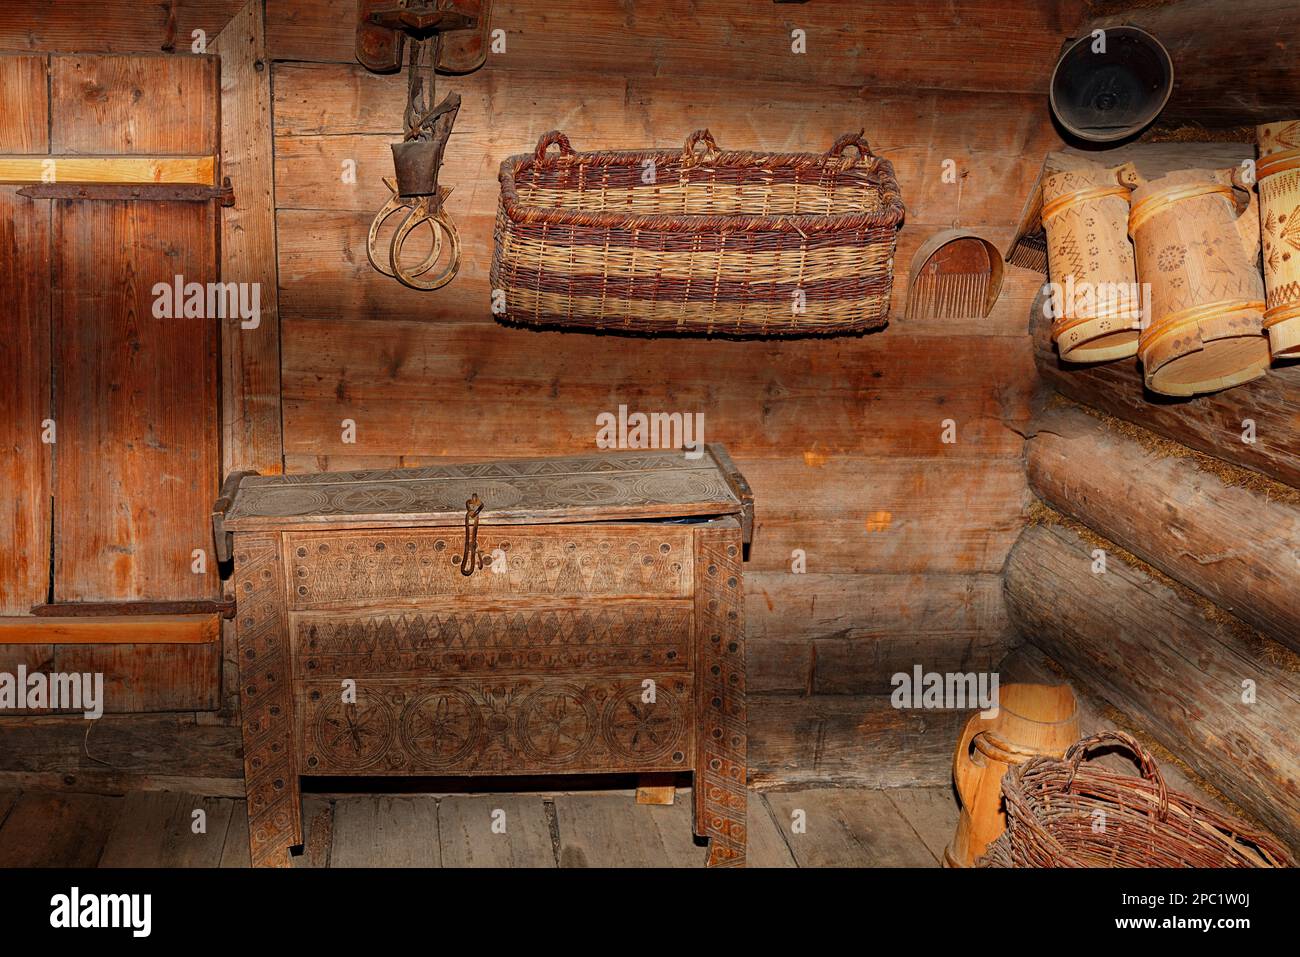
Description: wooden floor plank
xmin=330 ymin=796 xmax=439 ymax=868
xmin=99 ymin=791 xmax=237 ymax=868
xmin=883 ymin=787 xmax=959 ymax=866
xmin=553 ymin=791 xmax=707 ymax=868
xmin=220 ymin=801 xmax=251 ymax=868
xmin=437 ymin=794 xmax=555 ymax=868
xmin=746 ymin=794 xmax=798 ymax=868
xmin=764 ymin=788 xmax=938 ymax=867
xmin=0 ymin=786 xmax=945 ymax=867
xmin=0 ymin=791 xmax=122 ymax=867
xmin=100 ymin=791 xmax=180 ymax=867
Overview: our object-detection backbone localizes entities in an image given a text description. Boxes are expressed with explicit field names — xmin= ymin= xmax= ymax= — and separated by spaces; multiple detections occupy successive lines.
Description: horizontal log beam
xmin=743 ymin=571 xmax=1014 ymax=693
xmin=266 ymin=0 xmax=1086 ymax=95
xmin=0 ymin=714 xmax=242 ymax=777
xmin=1004 ymin=521 xmax=1300 ymax=852
xmin=1031 ymin=290 xmax=1300 ymax=490
xmin=1027 ymin=403 xmax=1300 ymax=650
xmin=1090 ymin=0 xmax=1300 ymax=127
xmin=749 ymin=693 xmax=969 ymax=789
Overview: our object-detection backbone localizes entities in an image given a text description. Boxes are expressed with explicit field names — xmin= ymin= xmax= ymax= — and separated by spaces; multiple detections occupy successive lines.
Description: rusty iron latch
xmin=460 ymin=493 xmax=485 ymax=576
xmin=18 ymin=176 xmax=235 ymax=206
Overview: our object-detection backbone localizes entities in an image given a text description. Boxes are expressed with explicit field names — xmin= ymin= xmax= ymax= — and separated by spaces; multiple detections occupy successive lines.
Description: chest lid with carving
xmin=214 ymin=444 xmax=752 ymax=545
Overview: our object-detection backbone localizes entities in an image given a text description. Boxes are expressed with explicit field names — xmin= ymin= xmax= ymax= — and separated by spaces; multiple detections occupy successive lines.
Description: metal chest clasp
xmin=460 ymin=493 xmax=484 ymax=576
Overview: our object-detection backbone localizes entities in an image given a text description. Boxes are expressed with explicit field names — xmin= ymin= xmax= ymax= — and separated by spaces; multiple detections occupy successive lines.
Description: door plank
xmin=52 ymin=199 xmax=220 ymax=603
xmin=0 ymin=155 xmax=216 ymax=184
xmin=0 ymin=189 xmax=51 ymax=615
xmin=0 ymin=55 xmax=48 ymax=152
xmin=50 ymin=54 xmax=218 ymax=155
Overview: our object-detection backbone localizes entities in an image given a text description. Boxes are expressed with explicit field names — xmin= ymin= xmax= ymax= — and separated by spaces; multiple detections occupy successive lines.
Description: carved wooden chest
xmin=213 ymin=447 xmax=752 ymax=867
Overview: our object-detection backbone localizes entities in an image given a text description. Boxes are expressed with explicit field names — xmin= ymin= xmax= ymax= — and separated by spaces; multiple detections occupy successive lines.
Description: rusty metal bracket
xmin=18 ymin=176 xmax=235 ymax=206
xmin=32 ymin=599 xmax=237 ymax=619
xmin=356 ymin=0 xmax=492 ymax=74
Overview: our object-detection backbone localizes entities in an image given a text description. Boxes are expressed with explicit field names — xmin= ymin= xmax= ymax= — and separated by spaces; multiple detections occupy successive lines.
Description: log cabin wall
xmin=0 ymin=0 xmax=1089 ymax=792
xmin=1010 ymin=292 xmax=1300 ymax=852
xmin=266 ymin=0 xmax=1081 ymax=706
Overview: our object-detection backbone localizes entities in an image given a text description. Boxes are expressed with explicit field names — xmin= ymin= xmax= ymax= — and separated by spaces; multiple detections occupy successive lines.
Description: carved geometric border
xmin=233 ymin=533 xmax=301 ymax=868
xmin=693 ymin=525 xmax=747 ymax=867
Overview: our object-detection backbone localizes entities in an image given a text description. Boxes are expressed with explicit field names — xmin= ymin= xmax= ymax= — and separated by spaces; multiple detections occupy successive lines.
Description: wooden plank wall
xmin=267 ymin=0 xmax=1083 ymax=697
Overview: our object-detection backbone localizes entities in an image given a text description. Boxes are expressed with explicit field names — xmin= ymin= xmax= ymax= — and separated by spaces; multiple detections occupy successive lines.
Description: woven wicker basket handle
xmin=826 ymin=131 xmax=876 ymax=169
xmin=1064 ymin=730 xmax=1170 ymax=822
xmin=534 ymin=130 xmax=575 ymax=162
xmin=681 ymin=129 xmax=721 ymax=167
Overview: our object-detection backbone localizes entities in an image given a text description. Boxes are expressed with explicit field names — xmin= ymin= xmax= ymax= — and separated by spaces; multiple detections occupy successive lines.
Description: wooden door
xmin=0 ymin=51 xmax=223 ymax=708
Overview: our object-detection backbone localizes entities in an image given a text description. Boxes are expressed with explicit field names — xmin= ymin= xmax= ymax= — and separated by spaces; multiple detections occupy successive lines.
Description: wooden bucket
xmin=1257 ymin=120 xmax=1300 ymax=358
xmin=1041 ymin=163 xmax=1142 ymax=362
xmin=945 ymin=683 xmax=1079 ymax=868
xmin=1122 ymin=164 xmax=1270 ymax=396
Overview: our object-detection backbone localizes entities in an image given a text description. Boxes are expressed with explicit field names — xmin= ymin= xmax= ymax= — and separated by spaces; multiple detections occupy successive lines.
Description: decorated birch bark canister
xmin=944 ymin=683 xmax=1079 ymax=868
xmin=1257 ymin=119 xmax=1300 ymax=358
xmin=1041 ymin=161 xmax=1142 ymax=362
xmin=1121 ymin=164 xmax=1270 ymax=396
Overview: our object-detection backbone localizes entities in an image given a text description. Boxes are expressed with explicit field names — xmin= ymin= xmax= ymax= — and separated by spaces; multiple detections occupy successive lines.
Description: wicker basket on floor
xmin=491 ymin=129 xmax=904 ymax=337
xmin=978 ymin=731 xmax=1294 ymax=868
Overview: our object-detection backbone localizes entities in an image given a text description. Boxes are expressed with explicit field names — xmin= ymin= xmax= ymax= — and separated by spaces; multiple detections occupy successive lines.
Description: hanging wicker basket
xmin=979 ymin=731 xmax=1294 ymax=868
xmin=490 ymin=129 xmax=905 ymax=337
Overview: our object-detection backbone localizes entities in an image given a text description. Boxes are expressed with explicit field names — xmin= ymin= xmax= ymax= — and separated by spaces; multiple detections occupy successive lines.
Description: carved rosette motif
xmin=233 ymin=534 xmax=301 ymax=868
xmin=298 ymin=676 xmax=691 ymax=775
xmin=312 ymin=688 xmax=396 ymax=770
xmin=603 ymin=681 xmax=686 ymax=762
xmin=516 ymin=683 xmax=598 ymax=765
xmin=694 ymin=527 xmax=747 ymax=867
xmin=401 ymin=688 xmax=484 ymax=769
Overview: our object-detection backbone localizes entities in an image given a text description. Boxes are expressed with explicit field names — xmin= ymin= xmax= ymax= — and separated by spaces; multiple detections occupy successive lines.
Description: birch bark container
xmin=1122 ymin=165 xmax=1270 ymax=396
xmin=1041 ymin=162 xmax=1142 ymax=362
xmin=1257 ymin=120 xmax=1300 ymax=359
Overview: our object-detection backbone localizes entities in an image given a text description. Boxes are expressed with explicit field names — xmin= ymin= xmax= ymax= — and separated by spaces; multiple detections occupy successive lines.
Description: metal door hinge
xmin=18 ymin=176 xmax=235 ymax=206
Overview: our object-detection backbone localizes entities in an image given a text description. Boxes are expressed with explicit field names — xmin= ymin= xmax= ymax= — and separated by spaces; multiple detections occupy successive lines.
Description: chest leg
xmin=693 ymin=527 xmax=747 ymax=867
xmin=233 ymin=533 xmax=303 ymax=867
